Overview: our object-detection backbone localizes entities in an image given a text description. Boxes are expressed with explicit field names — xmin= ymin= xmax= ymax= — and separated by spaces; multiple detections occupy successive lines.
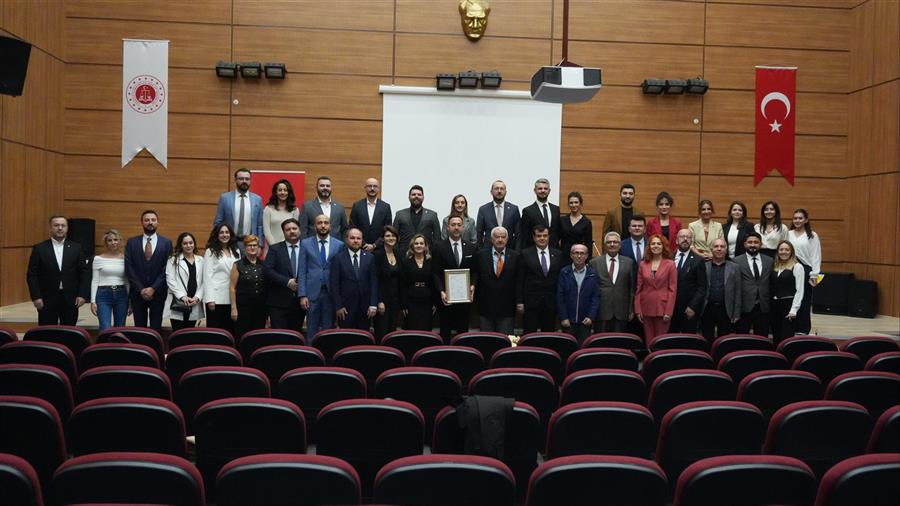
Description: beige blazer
xmin=688 ymin=219 xmax=724 ymax=256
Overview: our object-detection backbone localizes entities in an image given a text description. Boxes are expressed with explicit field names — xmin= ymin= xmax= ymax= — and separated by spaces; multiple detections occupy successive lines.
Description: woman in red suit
xmin=646 ymin=192 xmax=683 ymax=252
xmin=634 ymin=234 xmax=678 ymax=341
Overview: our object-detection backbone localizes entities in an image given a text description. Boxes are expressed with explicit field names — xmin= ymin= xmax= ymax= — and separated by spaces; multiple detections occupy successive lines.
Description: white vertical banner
xmin=122 ymin=39 xmax=169 ymax=168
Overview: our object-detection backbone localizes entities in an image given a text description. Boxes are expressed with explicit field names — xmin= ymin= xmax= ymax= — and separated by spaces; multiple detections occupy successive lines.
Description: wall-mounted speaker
xmin=0 ymin=35 xmax=32 ymax=97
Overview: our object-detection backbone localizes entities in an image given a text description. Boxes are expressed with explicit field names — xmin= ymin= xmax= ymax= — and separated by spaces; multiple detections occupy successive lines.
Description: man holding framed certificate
xmin=433 ymin=215 xmax=477 ymax=341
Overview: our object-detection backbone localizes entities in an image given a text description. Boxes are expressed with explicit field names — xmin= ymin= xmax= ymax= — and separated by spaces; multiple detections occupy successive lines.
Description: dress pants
xmin=565 ymin=323 xmax=593 ymax=344
xmin=642 ymin=316 xmax=670 ymax=342
xmin=439 ymin=303 xmax=471 ymax=342
xmin=236 ymin=295 xmax=268 ymax=339
xmin=736 ymin=303 xmax=771 ymax=337
xmin=595 ymin=318 xmax=627 ymax=333
xmin=522 ymin=295 xmax=558 ymax=334
xmin=701 ymin=302 xmax=732 ymax=343
xmin=269 ymin=303 xmax=305 ymax=333
xmin=170 ymin=318 xmax=196 ymax=330
xmin=403 ymin=298 xmax=434 ymax=331
xmin=131 ymin=293 xmax=166 ymax=333
xmin=340 ymin=306 xmax=372 ymax=331
xmin=770 ymin=298 xmax=797 ymax=345
xmin=480 ymin=316 xmax=515 ymax=336
xmin=206 ymin=304 xmax=235 ymax=337
xmin=306 ymin=288 xmax=335 ymax=337
xmin=796 ymin=263 xmax=813 ymax=334
xmin=669 ymin=306 xmax=700 ymax=334
xmin=37 ymin=289 xmax=79 ymax=325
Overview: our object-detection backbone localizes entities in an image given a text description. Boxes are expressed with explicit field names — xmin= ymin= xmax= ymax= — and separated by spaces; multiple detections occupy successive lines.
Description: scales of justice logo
xmin=125 ymin=74 xmax=166 ymax=114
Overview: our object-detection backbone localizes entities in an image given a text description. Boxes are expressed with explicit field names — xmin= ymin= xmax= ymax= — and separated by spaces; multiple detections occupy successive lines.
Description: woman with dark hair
xmin=441 ymin=194 xmax=476 ymax=244
xmin=166 ymin=232 xmax=204 ymax=330
xmin=229 ymin=234 xmax=267 ymax=338
xmin=646 ymin=191 xmax=683 ymax=251
xmin=634 ymin=234 xmax=677 ymax=341
xmin=770 ymin=240 xmax=805 ymax=344
xmin=203 ymin=223 xmax=239 ymax=335
xmin=788 ymin=209 xmax=821 ymax=335
xmin=755 ymin=201 xmax=788 ymax=257
xmin=723 ymin=200 xmax=755 ymax=259
xmin=373 ymin=225 xmax=402 ymax=339
xmin=559 ymin=191 xmax=593 ymax=266
xmin=263 ymin=179 xmax=300 ymax=254
xmin=400 ymin=234 xmax=437 ymax=330
xmin=688 ymin=199 xmax=723 ymax=261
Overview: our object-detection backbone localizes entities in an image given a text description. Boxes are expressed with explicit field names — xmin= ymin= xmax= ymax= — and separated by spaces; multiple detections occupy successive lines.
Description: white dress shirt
xmin=366 ymin=199 xmax=378 ymax=224
xmin=319 ymin=199 xmax=333 ymax=220
xmin=143 ymin=233 xmax=158 ymax=255
xmin=52 ymin=238 xmax=65 ymax=288
xmin=755 ymin=223 xmax=789 ymax=250
xmin=450 ymin=239 xmax=463 ymax=266
xmin=629 ymin=237 xmax=645 ymax=262
xmin=727 ymin=226 xmax=739 ymax=258
xmin=605 ymin=254 xmax=620 ymax=284
xmin=775 ymin=263 xmax=806 ymax=315
xmin=675 ymin=250 xmax=689 ymax=269
xmin=535 ymin=201 xmax=551 ymax=227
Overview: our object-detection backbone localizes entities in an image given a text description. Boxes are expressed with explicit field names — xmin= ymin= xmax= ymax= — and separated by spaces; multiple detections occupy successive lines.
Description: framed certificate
xmin=444 ymin=269 xmax=472 ymax=304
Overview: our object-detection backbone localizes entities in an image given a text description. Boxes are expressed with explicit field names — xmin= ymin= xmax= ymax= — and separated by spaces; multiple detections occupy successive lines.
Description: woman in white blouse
xmin=203 ymin=224 xmax=240 ymax=335
xmin=166 ymin=232 xmax=205 ymax=329
xmin=788 ymin=208 xmax=822 ymax=335
xmin=263 ymin=179 xmax=300 ymax=254
xmin=90 ymin=229 xmax=130 ymax=330
xmin=755 ymin=201 xmax=788 ymax=258
xmin=770 ymin=240 xmax=805 ymax=344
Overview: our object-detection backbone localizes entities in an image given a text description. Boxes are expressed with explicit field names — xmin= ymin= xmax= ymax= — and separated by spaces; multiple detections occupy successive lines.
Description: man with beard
xmin=124 ymin=210 xmax=173 ymax=332
xmin=330 ymin=228 xmax=379 ymax=330
xmin=433 ymin=215 xmax=477 ymax=341
xmin=670 ymin=228 xmax=707 ymax=333
xmin=213 ymin=168 xmax=263 ymax=249
xmin=518 ymin=178 xmax=560 ymax=249
xmin=602 ymin=183 xmax=644 ymax=238
xmin=299 ymin=214 xmax=344 ymax=335
xmin=27 ymin=215 xmax=90 ymax=325
xmin=349 ymin=177 xmax=392 ymax=252
xmin=517 ymin=225 xmax=563 ymax=333
xmin=393 ymin=185 xmax=442 ymax=253
xmin=734 ymin=232 xmax=773 ymax=336
xmin=264 ymin=217 xmax=306 ymax=331
xmin=299 ymin=176 xmax=348 ymax=239
xmin=475 ymin=180 xmax=521 ymax=249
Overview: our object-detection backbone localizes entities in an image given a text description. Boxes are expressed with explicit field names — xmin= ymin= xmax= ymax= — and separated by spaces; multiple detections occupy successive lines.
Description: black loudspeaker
xmin=68 ymin=218 xmax=96 ymax=260
xmin=848 ymin=280 xmax=878 ymax=318
xmin=0 ymin=35 xmax=32 ymax=97
xmin=812 ymin=271 xmax=854 ymax=315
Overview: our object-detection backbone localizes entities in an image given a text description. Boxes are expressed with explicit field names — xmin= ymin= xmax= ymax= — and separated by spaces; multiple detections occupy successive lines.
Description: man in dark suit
xmin=330 ymin=228 xmax=379 ymax=330
xmin=472 ymin=226 xmax=519 ymax=335
xmin=26 ymin=215 xmax=90 ymax=325
xmin=701 ymin=238 xmax=741 ymax=341
xmin=670 ymin=228 xmax=707 ymax=333
xmin=124 ymin=210 xmax=173 ymax=332
xmin=298 ymin=176 xmax=348 ymax=240
xmin=433 ymin=215 xmax=478 ymax=341
xmin=618 ymin=215 xmax=647 ymax=267
xmin=349 ymin=177 xmax=392 ymax=252
xmin=518 ymin=178 xmax=561 ymax=250
xmin=734 ymin=232 xmax=773 ymax=336
xmin=517 ymin=225 xmax=563 ymax=334
xmin=263 ymin=218 xmax=305 ymax=331
xmin=393 ymin=185 xmax=441 ymax=254
xmin=589 ymin=231 xmax=635 ymax=332
xmin=475 ymin=180 xmax=520 ymax=250
xmin=298 ymin=214 xmax=345 ymax=335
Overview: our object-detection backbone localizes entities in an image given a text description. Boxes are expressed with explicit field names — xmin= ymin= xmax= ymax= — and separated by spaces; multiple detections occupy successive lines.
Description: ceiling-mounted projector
xmin=530 ymin=66 xmax=601 ymax=104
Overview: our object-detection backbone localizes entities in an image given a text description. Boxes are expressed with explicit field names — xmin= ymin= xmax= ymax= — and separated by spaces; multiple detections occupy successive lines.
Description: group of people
xmin=25 ymin=170 xmax=822 ymax=345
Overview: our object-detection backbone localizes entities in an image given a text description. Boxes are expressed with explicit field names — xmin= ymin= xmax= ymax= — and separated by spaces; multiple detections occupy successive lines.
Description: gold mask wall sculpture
xmin=459 ymin=0 xmax=491 ymax=41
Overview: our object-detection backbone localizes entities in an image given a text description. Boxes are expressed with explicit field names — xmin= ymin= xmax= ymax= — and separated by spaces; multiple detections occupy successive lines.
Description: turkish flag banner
xmin=755 ymin=66 xmax=797 ymax=186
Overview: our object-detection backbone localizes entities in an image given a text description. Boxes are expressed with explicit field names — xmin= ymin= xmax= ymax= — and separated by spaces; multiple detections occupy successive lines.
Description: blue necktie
xmin=290 ymin=244 xmax=298 ymax=277
xmin=319 ymin=239 xmax=327 ymax=264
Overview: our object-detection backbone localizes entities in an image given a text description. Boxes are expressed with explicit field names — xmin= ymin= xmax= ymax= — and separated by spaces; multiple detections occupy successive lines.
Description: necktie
xmin=237 ymin=194 xmax=246 ymax=237
xmin=290 ymin=244 xmax=298 ymax=277
xmin=752 ymin=256 xmax=760 ymax=280
xmin=319 ymin=239 xmax=327 ymax=265
xmin=678 ymin=253 xmax=685 ymax=270
xmin=635 ymin=241 xmax=642 ymax=261
xmin=144 ymin=237 xmax=152 ymax=261
xmin=495 ymin=204 xmax=503 ymax=225
xmin=540 ymin=250 xmax=549 ymax=276
xmin=453 ymin=242 xmax=460 ymax=267
xmin=353 ymin=252 xmax=359 ymax=271
xmin=495 ymin=251 xmax=504 ymax=277
xmin=609 ymin=257 xmax=616 ymax=280
xmin=542 ymin=204 xmax=549 ymax=225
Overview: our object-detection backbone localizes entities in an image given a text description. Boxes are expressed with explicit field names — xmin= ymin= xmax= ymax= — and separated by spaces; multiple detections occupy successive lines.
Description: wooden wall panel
xmin=873 ymin=80 xmax=900 ymax=173
xmin=234 ymin=27 xmax=393 ymax=77
xmin=873 ymin=0 xmax=900 ymax=84
xmin=559 ymin=170 xmax=699 ymax=219
xmin=562 ymin=129 xmax=700 ymax=173
xmin=705 ymin=46 xmax=849 ymax=93
xmin=232 ymin=75 xmax=384 ymax=120
xmin=698 ymin=176 xmax=847 ymax=223
xmin=847 ymin=88 xmax=873 ymax=176
xmin=1 ymin=49 xmax=51 ymax=149
xmin=234 ymin=0 xmax=392 ymax=31
xmin=0 ymin=144 xmax=55 ymax=248
xmin=552 ymin=0 xmax=704 ymax=45
xmin=849 ymin=0 xmax=875 ymax=91
xmin=67 ymin=0 xmax=232 ymax=24
xmin=395 ymin=34 xmax=549 ymax=81
xmin=231 ymin=117 xmax=382 ymax=165
xmin=399 ymin=0 xmax=551 ymax=38
xmin=843 ymin=177 xmax=869 ymax=261
xmin=702 ymin=91 xmax=847 ymax=136
xmin=1 ymin=0 xmax=64 ymax=56
xmin=701 ymin=133 xmax=847 ymax=179
xmin=63 ymin=201 xmax=219 ymax=247
xmin=867 ymin=172 xmax=900 ymax=265
xmin=712 ymin=0 xmax=857 ymax=7
xmin=554 ymin=42 xmax=703 ymax=87
xmin=563 ymin=88 xmax=702 ymax=131
xmin=228 ymin=160 xmax=380 ymax=204
xmin=706 ymin=3 xmax=849 ymax=51
xmin=1 ymin=247 xmax=31 ymax=305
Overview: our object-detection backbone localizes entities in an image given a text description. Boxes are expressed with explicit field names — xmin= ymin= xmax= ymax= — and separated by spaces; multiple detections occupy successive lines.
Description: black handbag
xmin=169 ymin=258 xmax=193 ymax=317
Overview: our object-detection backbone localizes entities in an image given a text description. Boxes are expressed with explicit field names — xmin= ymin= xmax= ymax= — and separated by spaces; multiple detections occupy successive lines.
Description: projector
xmin=530 ymin=66 xmax=602 ymax=104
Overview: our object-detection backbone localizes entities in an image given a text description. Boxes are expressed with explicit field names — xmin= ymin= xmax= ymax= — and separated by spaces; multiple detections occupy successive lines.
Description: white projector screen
xmin=381 ymin=86 xmax=562 ymax=224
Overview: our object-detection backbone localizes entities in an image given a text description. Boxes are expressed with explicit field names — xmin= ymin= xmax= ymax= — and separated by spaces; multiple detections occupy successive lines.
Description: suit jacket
xmin=518 ymin=202 xmax=561 ymax=249
xmin=299 ymin=199 xmax=349 ymax=240
xmin=557 ymin=264 xmax=600 ymax=323
xmin=124 ymin=235 xmax=173 ymax=299
xmin=734 ymin=253 xmax=773 ymax=313
xmin=330 ymin=249 xmax=379 ymax=314
xmin=475 ymin=201 xmax=521 ymax=249
xmin=26 ymin=239 xmax=90 ymax=307
xmin=589 ymin=253 xmax=635 ymax=321
xmin=392 ymin=207 xmax=442 ymax=253
xmin=165 ymin=254 xmax=205 ymax=321
xmin=723 ymin=221 xmax=755 ymax=259
xmin=472 ymin=248 xmax=520 ymax=318
xmin=703 ymin=260 xmax=742 ymax=320
xmin=516 ymin=247 xmax=562 ymax=305
xmin=263 ymin=240 xmax=302 ymax=308
xmin=432 ymin=238 xmax=478 ymax=292
xmin=646 ymin=215 xmax=684 ymax=251
xmin=688 ymin=219 xmax=724 ymax=256
xmin=349 ymin=198 xmax=393 ymax=247
xmin=214 ymin=191 xmax=264 ymax=240
xmin=634 ymin=259 xmax=677 ymax=317
xmin=619 ymin=236 xmax=647 ymax=266
xmin=602 ymin=205 xmax=645 ymax=237
xmin=298 ymin=235 xmax=344 ymax=302
xmin=673 ymin=250 xmax=707 ymax=314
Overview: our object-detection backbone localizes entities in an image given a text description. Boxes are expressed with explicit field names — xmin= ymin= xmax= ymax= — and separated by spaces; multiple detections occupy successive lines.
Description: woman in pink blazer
xmin=634 ymin=234 xmax=678 ymax=341
xmin=646 ymin=191 xmax=683 ymax=252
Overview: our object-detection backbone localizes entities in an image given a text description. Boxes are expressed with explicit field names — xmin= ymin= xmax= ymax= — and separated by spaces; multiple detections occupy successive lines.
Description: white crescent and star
xmin=760 ymin=92 xmax=791 ymax=134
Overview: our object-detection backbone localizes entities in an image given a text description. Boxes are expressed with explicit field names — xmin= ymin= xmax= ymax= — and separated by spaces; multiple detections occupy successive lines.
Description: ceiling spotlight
xmin=481 ymin=70 xmax=502 ymax=88
xmin=215 ymin=61 xmax=238 ymax=79
xmin=686 ymin=78 xmax=709 ymax=94
xmin=641 ymin=79 xmax=666 ymax=95
xmin=436 ymin=73 xmax=457 ymax=90
xmin=264 ymin=63 xmax=286 ymax=79
xmin=458 ymin=70 xmax=481 ymax=88
xmin=664 ymin=79 xmax=687 ymax=95
xmin=240 ymin=62 xmax=262 ymax=79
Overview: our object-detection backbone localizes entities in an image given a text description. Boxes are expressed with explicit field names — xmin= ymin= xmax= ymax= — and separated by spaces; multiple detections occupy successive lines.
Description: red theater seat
xmin=0 ymin=453 xmax=43 ymax=506
xmin=673 ymin=455 xmax=815 ymax=506
xmin=815 ymin=453 xmax=900 ymax=506
xmin=547 ymin=401 xmax=655 ymax=459
xmin=275 ymin=366 xmax=366 ymax=444
xmin=526 ymin=455 xmax=667 ymax=506
xmin=68 ymin=397 xmax=186 ymax=457
xmin=375 ymin=455 xmax=516 ymax=506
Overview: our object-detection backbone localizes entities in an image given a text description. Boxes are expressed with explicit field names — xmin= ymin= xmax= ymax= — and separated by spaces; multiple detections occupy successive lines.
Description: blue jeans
xmin=96 ymin=286 xmax=128 ymax=331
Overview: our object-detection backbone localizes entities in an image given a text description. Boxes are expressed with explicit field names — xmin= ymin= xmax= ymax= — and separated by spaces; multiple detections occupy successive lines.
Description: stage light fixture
xmin=641 ymin=79 xmax=666 ymax=94
xmin=215 ymin=61 xmax=238 ymax=79
xmin=458 ymin=70 xmax=481 ymax=88
xmin=240 ymin=62 xmax=263 ymax=78
xmin=481 ymin=70 xmax=502 ymax=88
xmin=264 ymin=63 xmax=286 ymax=79
xmin=686 ymin=78 xmax=709 ymax=94
xmin=436 ymin=73 xmax=457 ymax=90
xmin=664 ymin=79 xmax=687 ymax=94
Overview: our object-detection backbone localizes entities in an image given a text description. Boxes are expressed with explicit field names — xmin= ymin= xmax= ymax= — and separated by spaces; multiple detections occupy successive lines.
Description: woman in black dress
xmin=229 ymin=234 xmax=267 ymax=338
xmin=559 ymin=191 xmax=593 ymax=265
xmin=400 ymin=234 xmax=437 ymax=330
xmin=373 ymin=226 xmax=402 ymax=339
xmin=770 ymin=240 xmax=805 ymax=345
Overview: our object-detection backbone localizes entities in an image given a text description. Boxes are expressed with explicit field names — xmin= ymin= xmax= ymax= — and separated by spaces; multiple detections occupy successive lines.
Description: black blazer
xmin=26 ymin=239 xmax=90 ymax=307
xmin=723 ymin=221 xmax=756 ymax=259
xmin=673 ymin=250 xmax=707 ymax=314
xmin=263 ymin=241 xmax=301 ymax=308
xmin=472 ymin=248 xmax=520 ymax=318
xmin=349 ymin=198 xmax=393 ymax=247
xmin=518 ymin=202 xmax=561 ymax=249
xmin=432 ymin=238 xmax=478 ymax=292
xmin=373 ymin=249 xmax=402 ymax=303
xmin=124 ymin=235 xmax=173 ymax=297
xmin=516 ymin=247 xmax=562 ymax=304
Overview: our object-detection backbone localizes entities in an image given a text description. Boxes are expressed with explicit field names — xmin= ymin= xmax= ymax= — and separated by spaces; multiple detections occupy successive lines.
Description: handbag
xmin=169 ymin=258 xmax=193 ymax=317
